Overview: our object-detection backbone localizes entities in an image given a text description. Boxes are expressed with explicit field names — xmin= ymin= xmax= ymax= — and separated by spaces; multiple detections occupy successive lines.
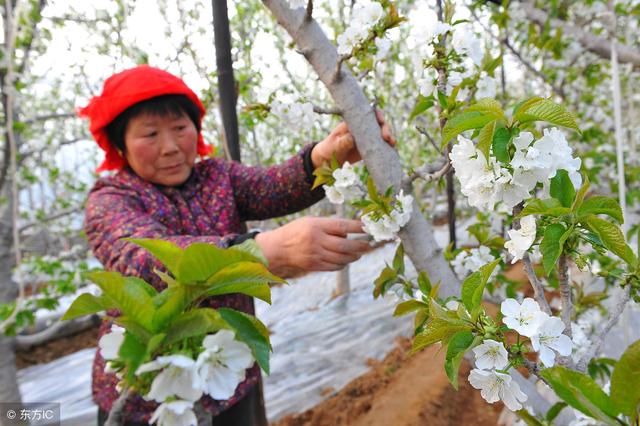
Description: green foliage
xmin=412 ymin=299 xmax=473 ymax=353
xmin=540 ymin=223 xmax=570 ymax=276
xmin=460 ymin=259 xmax=501 ymax=311
xmin=520 ymin=198 xmax=570 ymax=218
xmin=444 ymin=331 xmax=477 ymax=390
xmin=441 ymin=111 xmax=497 ymax=146
xmin=540 ymin=366 xmax=621 ymax=426
xmin=491 ymin=127 xmax=512 ymax=163
xmin=610 ymin=339 xmax=640 ymax=422
xmin=393 ymin=300 xmax=428 ymax=317
xmin=577 ymin=196 xmax=624 ymax=223
xmin=514 ymin=98 xmax=580 ymax=132
xmin=218 ymin=308 xmax=271 ymax=374
xmin=581 ymin=215 xmax=637 ymax=267
xmin=550 ymin=170 xmax=576 ymax=208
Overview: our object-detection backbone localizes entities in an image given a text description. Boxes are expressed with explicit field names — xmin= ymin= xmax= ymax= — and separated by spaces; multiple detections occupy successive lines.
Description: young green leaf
xmin=610 ymin=338 xmax=640 ymax=421
xmin=410 ymin=95 xmax=435 ymax=121
xmin=550 ymin=170 xmax=576 ymax=208
xmin=417 ymin=270 xmax=432 ymax=296
xmin=514 ymin=98 xmax=580 ymax=132
xmin=460 ymin=259 xmax=501 ymax=312
xmin=125 ymin=239 xmax=183 ymax=278
xmin=393 ymin=243 xmax=405 ymax=275
xmin=540 ymin=366 xmax=620 ymax=426
xmin=163 ymin=308 xmax=226 ymax=346
xmin=540 ymin=224 xmax=568 ymax=276
xmin=178 ymin=243 xmax=263 ymax=284
xmin=519 ymin=198 xmax=570 ymax=218
xmin=477 ymin=119 xmax=497 ymax=162
xmin=374 ymin=265 xmax=398 ymax=298
xmin=571 ymin=177 xmax=590 ymax=211
xmin=441 ymin=111 xmax=496 ymax=146
xmin=204 ymin=261 xmax=280 ymax=303
xmin=393 ymin=300 xmax=428 ymax=317
xmin=444 ymin=331 xmax=475 ymax=390
xmin=491 ymin=127 xmax=511 ymax=163
xmin=577 ymin=196 xmax=624 ymax=223
xmin=218 ymin=308 xmax=272 ymax=374
xmin=119 ymin=332 xmax=148 ymax=384
xmin=61 ymin=293 xmax=108 ymax=321
xmin=582 ymin=215 xmax=637 ymax=267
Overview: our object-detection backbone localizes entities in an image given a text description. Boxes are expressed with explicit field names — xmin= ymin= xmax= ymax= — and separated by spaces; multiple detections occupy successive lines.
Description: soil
xmin=273 ymin=337 xmax=503 ymax=426
xmin=15 ymin=325 xmax=100 ymax=369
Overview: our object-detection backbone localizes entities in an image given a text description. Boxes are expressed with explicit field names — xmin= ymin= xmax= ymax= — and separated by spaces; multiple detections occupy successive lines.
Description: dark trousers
xmin=97 ymin=381 xmax=268 ymax=426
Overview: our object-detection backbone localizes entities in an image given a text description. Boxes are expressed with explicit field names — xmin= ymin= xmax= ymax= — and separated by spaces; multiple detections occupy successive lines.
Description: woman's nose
xmin=158 ymin=132 xmax=180 ymax=156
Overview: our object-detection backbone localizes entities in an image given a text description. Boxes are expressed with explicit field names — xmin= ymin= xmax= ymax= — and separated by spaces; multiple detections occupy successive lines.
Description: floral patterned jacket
xmin=85 ymin=143 xmax=323 ymax=422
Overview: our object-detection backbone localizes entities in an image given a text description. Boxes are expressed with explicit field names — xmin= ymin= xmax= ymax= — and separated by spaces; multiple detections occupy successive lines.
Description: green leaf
xmin=373 ymin=265 xmax=398 ymax=298
xmin=410 ymin=95 xmax=434 ymax=121
xmin=393 ymin=300 xmax=428 ymax=317
xmin=163 ymin=308 xmax=226 ymax=346
xmin=232 ymin=239 xmax=269 ymax=265
xmin=444 ymin=331 xmax=475 ymax=390
xmin=119 ymin=332 xmax=147 ymax=383
xmin=412 ymin=299 xmax=473 ymax=352
xmin=441 ymin=111 xmax=496 ymax=145
xmin=146 ymin=333 xmax=166 ymax=355
xmin=546 ymin=402 xmax=568 ymax=423
xmin=125 ymin=238 xmax=183 ymax=278
xmin=460 ymin=259 xmax=501 ymax=311
xmin=437 ymin=90 xmax=448 ymax=109
xmin=393 ymin=243 xmax=405 ymax=275
xmin=610 ymin=339 xmax=640 ymax=421
xmin=466 ymin=98 xmax=506 ymax=120
xmin=152 ymin=286 xmax=192 ymax=332
xmin=124 ymin=276 xmax=158 ymax=297
xmin=571 ymin=177 xmax=590 ymax=211
xmin=115 ymin=316 xmax=152 ymax=343
xmin=514 ymin=98 xmax=580 ymax=132
xmin=541 ymin=224 xmax=567 ymax=276
xmin=491 ymin=127 xmax=511 ymax=163
xmin=550 ymin=170 xmax=576 ymax=208
xmin=516 ymin=409 xmax=545 ymax=426
xmin=477 ymin=119 xmax=497 ymax=162
xmin=540 ymin=366 xmax=620 ymax=426
xmin=583 ymin=215 xmax=637 ymax=266
xmin=513 ymin=97 xmax=544 ymax=116
xmin=178 ymin=243 xmax=264 ymax=284
xmin=218 ymin=308 xmax=271 ymax=374
xmin=520 ymin=198 xmax=570 ymax=218
xmin=417 ymin=270 xmax=432 ymax=296
xmin=61 ymin=293 xmax=107 ymax=321
xmin=578 ymin=196 xmax=624 ymax=223
xmin=204 ymin=261 xmax=280 ymax=303
xmin=87 ymin=271 xmax=155 ymax=330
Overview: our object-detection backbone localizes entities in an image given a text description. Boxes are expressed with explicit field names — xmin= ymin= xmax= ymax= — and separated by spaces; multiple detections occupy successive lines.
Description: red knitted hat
xmin=78 ymin=65 xmax=213 ymax=172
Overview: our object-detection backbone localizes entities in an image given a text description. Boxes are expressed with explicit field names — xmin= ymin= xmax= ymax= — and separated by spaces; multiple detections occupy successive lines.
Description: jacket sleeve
xmin=228 ymin=143 xmax=325 ymax=221
xmin=84 ymin=186 xmax=237 ymax=289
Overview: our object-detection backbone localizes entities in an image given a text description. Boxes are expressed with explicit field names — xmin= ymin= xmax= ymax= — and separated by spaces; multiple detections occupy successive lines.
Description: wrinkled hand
xmin=254 ymin=217 xmax=372 ymax=278
xmin=311 ymin=109 xmax=396 ymax=168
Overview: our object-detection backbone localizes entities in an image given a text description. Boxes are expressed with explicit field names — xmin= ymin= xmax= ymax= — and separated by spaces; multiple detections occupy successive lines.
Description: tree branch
xmin=522 ymin=253 xmax=552 ymax=316
xmin=575 ymin=285 xmax=631 ymax=372
xmin=312 ymin=105 xmax=342 ymax=115
xmin=105 ymin=388 xmax=130 ymax=426
xmin=557 ymin=255 xmax=573 ymax=339
xmin=402 ymin=158 xmax=450 ymax=188
xmin=521 ymin=0 xmax=640 ymax=68
xmin=19 ymin=206 xmax=82 ymax=233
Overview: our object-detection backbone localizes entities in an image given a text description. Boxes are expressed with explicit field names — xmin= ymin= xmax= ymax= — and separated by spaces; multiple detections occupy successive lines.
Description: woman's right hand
xmin=254 ymin=217 xmax=372 ymax=278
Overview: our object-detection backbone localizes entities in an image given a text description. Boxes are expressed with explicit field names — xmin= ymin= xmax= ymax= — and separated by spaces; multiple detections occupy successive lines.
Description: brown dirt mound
xmin=273 ymin=337 xmax=502 ymax=426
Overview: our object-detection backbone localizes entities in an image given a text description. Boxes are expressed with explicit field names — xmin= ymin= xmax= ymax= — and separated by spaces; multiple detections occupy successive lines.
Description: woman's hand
xmin=311 ymin=109 xmax=396 ymax=168
xmin=254 ymin=217 xmax=372 ymax=278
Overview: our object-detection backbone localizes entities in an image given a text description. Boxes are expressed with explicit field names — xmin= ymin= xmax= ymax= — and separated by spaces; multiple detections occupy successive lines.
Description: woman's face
xmin=124 ymin=111 xmax=198 ymax=186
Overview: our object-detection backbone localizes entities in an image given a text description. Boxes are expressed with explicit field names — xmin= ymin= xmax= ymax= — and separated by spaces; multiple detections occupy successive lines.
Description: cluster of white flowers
xmin=475 ymin=72 xmax=497 ymax=99
xmin=287 ymin=0 xmax=307 ymax=9
xmin=450 ymin=128 xmax=582 ymax=211
xmin=270 ymin=98 xmax=314 ymax=133
xmin=324 ymin=162 xmax=364 ymax=205
xmin=501 ymin=298 xmax=573 ymax=367
xmin=99 ymin=328 xmax=253 ymax=426
xmin=469 ymin=339 xmax=527 ymax=411
xmin=451 ymin=25 xmax=483 ymax=66
xmin=362 ymin=191 xmax=414 ymax=242
xmin=374 ymin=37 xmax=392 ymax=62
xmin=336 ymin=1 xmax=385 ymax=55
xmin=450 ymin=246 xmax=496 ymax=279
xmin=504 ymin=216 xmax=537 ymax=264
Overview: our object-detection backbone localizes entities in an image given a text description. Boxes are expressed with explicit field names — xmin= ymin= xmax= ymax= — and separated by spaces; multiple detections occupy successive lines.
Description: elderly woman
xmin=80 ymin=65 xmax=395 ymax=425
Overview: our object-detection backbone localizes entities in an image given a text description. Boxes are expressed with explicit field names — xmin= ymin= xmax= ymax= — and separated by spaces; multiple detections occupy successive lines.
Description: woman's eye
xmin=144 ymin=131 xmax=157 ymax=138
xmin=175 ymin=125 xmax=187 ymax=131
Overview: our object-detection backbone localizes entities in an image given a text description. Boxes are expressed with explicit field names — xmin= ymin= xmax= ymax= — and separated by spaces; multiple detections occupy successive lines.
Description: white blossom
xmin=451 ymin=246 xmax=495 ymax=279
xmin=473 ymin=339 xmax=509 ymax=370
xmin=337 ymin=2 xmax=384 ymax=55
xmin=417 ymin=68 xmax=437 ymax=97
xmin=362 ymin=191 xmax=414 ymax=242
xmin=325 ymin=162 xmax=363 ymax=205
xmin=270 ymin=98 xmax=314 ymax=133
xmin=468 ymin=369 xmax=528 ymax=411
xmin=530 ymin=315 xmax=573 ymax=367
xmin=196 ymin=330 xmax=254 ymax=400
xmin=476 ymin=72 xmax=497 ymax=99
xmin=375 ymin=37 xmax=391 ymax=61
xmin=150 ymin=400 xmax=197 ymax=426
xmin=504 ymin=216 xmax=537 ymax=264
xmin=501 ymin=297 xmax=545 ymax=337
xmin=99 ymin=325 xmax=125 ymax=361
xmin=136 ymin=355 xmax=202 ymax=403
xmin=451 ymin=26 xmax=483 ymax=66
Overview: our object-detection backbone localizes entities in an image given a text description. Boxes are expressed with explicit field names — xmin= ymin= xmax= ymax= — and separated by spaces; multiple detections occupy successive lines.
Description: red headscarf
xmin=78 ymin=65 xmax=213 ymax=172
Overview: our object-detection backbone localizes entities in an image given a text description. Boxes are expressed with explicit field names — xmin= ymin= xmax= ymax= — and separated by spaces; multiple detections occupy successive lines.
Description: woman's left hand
xmin=311 ymin=109 xmax=396 ymax=169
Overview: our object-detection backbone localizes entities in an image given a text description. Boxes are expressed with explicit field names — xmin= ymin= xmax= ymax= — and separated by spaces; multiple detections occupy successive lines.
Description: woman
xmin=80 ymin=65 xmax=395 ymax=425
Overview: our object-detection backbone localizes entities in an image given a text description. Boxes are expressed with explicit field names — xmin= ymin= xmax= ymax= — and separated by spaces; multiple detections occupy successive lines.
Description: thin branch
xmin=312 ymin=105 xmax=342 ymax=115
xmin=105 ymin=388 xmax=131 ymax=426
xmin=402 ymin=158 xmax=450 ymax=187
xmin=415 ymin=126 xmax=439 ymax=151
xmin=469 ymin=8 xmax=565 ymax=99
xmin=22 ymin=112 xmax=76 ymax=124
xmin=15 ymin=314 xmax=100 ymax=350
xmin=576 ymin=285 xmax=631 ymax=372
xmin=558 ymin=255 xmax=573 ymax=339
xmin=522 ymin=253 xmax=552 ymax=316
xmin=19 ymin=206 xmax=81 ymax=233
